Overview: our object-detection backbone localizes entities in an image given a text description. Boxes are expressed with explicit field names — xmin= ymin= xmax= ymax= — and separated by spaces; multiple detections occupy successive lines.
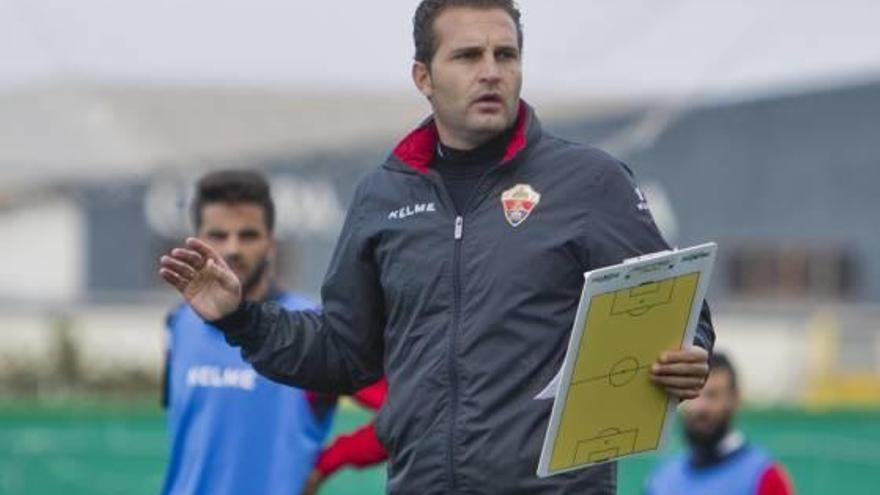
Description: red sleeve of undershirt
xmin=315 ymin=422 xmax=388 ymax=476
xmin=305 ymin=391 xmax=338 ymax=419
xmin=351 ymin=378 xmax=387 ymax=410
xmin=757 ymin=463 xmax=795 ymax=495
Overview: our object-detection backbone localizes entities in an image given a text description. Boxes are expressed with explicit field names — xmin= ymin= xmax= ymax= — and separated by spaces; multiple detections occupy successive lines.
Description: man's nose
xmin=218 ymin=237 xmax=241 ymax=257
xmin=479 ymin=55 xmax=502 ymax=84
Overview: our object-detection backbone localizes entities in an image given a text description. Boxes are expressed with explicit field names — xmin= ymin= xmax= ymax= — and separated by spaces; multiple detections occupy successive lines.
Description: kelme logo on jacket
xmin=501 ymin=184 xmax=541 ymax=227
xmin=388 ymin=202 xmax=437 ymax=220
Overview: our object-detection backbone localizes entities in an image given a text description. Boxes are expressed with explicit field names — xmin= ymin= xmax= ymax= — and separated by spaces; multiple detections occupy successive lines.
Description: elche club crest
xmin=501 ymin=184 xmax=541 ymax=227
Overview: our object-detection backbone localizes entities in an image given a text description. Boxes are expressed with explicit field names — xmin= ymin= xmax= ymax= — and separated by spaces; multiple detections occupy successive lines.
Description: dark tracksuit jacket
xmin=216 ymin=102 xmax=715 ymax=494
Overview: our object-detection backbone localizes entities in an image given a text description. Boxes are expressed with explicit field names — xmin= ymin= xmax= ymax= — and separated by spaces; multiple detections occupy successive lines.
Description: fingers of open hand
xmin=169 ymin=248 xmax=205 ymax=270
xmin=654 ymin=347 xmax=709 ymax=379
xmin=652 ymin=346 xmax=709 ymax=400
xmin=186 ymin=237 xmax=226 ymax=267
xmin=664 ymin=386 xmax=701 ymax=400
xmin=652 ymin=361 xmax=708 ymax=379
xmin=159 ymin=266 xmax=188 ymax=292
xmin=160 ymin=255 xmax=198 ymax=280
xmin=657 ymin=346 xmax=709 ymax=365
xmin=159 ymin=246 xmax=207 ymax=293
xmin=651 ymin=374 xmax=705 ymax=390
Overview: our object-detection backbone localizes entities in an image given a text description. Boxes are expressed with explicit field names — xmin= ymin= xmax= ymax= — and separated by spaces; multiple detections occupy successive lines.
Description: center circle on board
xmin=609 ymin=357 xmax=640 ymax=387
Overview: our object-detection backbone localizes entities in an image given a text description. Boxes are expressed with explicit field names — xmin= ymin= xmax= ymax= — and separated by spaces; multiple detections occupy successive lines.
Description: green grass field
xmin=1 ymin=398 xmax=878 ymax=494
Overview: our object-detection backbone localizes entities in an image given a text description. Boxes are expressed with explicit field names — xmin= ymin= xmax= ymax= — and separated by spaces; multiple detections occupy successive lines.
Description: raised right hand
xmin=159 ymin=237 xmax=242 ymax=321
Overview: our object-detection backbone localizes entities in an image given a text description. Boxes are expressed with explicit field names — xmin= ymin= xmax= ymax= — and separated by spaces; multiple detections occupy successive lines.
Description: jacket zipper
xmin=448 ymin=214 xmax=464 ymax=493
xmin=436 ymin=166 xmax=503 ymax=493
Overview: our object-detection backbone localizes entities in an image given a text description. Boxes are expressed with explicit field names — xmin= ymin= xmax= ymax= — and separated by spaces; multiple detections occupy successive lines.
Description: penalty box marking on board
xmin=573 ymin=428 xmax=639 ymax=464
xmin=611 ymin=278 xmax=676 ymax=317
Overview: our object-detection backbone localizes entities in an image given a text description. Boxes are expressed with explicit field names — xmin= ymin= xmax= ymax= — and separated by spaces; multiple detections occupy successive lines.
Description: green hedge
xmin=1 ymin=400 xmax=878 ymax=494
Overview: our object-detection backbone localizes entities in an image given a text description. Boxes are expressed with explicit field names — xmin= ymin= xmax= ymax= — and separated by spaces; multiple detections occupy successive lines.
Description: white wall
xmin=0 ymin=312 xmax=57 ymax=380
xmin=72 ymin=306 xmax=166 ymax=383
xmin=1 ymin=302 xmax=877 ymax=405
xmin=0 ymin=304 xmax=167 ymax=387
xmin=0 ymin=198 xmax=83 ymax=302
xmin=712 ymin=313 xmax=812 ymax=403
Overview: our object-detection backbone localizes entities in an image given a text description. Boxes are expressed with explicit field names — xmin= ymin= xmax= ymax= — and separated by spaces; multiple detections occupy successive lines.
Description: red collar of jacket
xmin=392 ymin=100 xmax=529 ymax=174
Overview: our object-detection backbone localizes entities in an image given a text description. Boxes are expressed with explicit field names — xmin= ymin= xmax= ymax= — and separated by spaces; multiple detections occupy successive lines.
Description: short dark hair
xmin=191 ymin=170 xmax=275 ymax=232
xmin=413 ymin=0 xmax=524 ymax=65
xmin=709 ymin=351 xmax=739 ymax=392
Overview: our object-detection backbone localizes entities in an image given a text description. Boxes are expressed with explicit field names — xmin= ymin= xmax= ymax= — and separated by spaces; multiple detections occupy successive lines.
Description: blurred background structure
xmin=2 ymin=1 xmax=879 ymax=493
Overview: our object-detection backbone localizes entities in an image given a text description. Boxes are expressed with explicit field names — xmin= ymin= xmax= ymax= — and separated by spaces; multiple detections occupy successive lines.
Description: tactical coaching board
xmin=537 ymin=243 xmax=717 ymax=477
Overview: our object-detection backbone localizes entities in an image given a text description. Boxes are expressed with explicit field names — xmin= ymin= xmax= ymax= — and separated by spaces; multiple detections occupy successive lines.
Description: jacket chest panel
xmin=462 ymin=183 xmax=588 ymax=296
xmin=374 ymin=204 xmax=454 ymax=315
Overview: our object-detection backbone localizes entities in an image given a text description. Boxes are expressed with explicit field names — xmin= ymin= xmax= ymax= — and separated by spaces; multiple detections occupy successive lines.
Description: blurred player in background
xmin=645 ymin=352 xmax=795 ymax=495
xmin=161 ymin=170 xmax=387 ymax=494
xmin=302 ymin=377 xmax=389 ymax=495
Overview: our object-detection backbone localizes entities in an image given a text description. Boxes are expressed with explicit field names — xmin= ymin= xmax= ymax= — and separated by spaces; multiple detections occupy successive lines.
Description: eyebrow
xmin=449 ymin=45 xmax=484 ymax=56
xmin=449 ymin=42 xmax=519 ymax=56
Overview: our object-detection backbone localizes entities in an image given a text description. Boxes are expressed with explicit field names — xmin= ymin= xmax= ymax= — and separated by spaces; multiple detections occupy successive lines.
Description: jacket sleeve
xmin=757 ymin=463 xmax=795 ymax=495
xmin=315 ymin=378 xmax=389 ymax=476
xmin=315 ymin=422 xmax=388 ymax=477
xmin=213 ymin=182 xmax=386 ymax=394
xmin=582 ymin=160 xmax=715 ymax=353
xmin=351 ymin=377 xmax=387 ymax=410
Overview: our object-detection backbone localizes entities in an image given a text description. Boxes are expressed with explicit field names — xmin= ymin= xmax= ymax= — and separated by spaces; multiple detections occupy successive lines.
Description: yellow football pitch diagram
xmin=548 ymin=273 xmax=700 ymax=472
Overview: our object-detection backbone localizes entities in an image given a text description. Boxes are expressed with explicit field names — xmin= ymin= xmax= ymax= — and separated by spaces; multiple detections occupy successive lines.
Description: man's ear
xmin=412 ymin=61 xmax=433 ymax=100
xmin=265 ymin=235 xmax=277 ymax=258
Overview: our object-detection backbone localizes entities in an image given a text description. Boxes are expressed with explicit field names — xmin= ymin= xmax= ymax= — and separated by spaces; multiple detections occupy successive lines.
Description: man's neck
xmin=432 ymin=125 xmax=516 ymax=214
xmin=435 ymin=120 xmax=506 ymax=151
xmin=688 ymin=430 xmax=746 ymax=469
xmin=437 ymin=125 xmax=512 ymax=162
xmin=439 ymin=135 xmax=490 ymax=151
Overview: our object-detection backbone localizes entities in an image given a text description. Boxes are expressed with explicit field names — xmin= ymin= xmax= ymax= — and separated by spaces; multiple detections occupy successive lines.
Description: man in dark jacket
xmin=159 ymin=1 xmax=715 ymax=493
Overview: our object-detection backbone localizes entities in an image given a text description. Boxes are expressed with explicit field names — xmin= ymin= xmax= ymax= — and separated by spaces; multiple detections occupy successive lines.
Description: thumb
xmin=186 ymin=237 xmax=231 ymax=272
xmin=206 ymin=258 xmax=240 ymax=292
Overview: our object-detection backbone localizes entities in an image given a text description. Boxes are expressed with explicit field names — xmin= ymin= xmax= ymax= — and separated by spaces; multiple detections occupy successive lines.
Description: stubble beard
xmin=683 ymin=416 xmax=732 ymax=453
xmin=230 ymin=256 xmax=270 ymax=299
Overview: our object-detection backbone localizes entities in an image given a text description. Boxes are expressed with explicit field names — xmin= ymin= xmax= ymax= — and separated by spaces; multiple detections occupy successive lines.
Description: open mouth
xmin=474 ymin=94 xmax=504 ymax=106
